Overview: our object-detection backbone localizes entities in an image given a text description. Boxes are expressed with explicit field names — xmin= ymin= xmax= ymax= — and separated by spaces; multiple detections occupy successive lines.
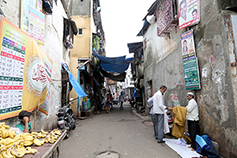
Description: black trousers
xmin=188 ymin=120 xmax=199 ymax=150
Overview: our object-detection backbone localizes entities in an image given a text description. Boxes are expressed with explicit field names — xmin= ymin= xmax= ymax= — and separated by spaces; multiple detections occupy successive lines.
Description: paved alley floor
xmin=59 ymin=102 xmax=181 ymax=158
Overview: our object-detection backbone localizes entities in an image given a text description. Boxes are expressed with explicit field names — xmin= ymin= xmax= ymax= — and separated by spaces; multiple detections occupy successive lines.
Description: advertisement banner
xmin=181 ymin=30 xmax=196 ymax=57
xmin=20 ymin=0 xmax=36 ymax=33
xmin=181 ymin=30 xmax=201 ymax=90
xmin=28 ymin=6 xmax=45 ymax=45
xmin=0 ymin=16 xmax=48 ymax=120
xmin=178 ymin=0 xmax=200 ymax=30
xmin=183 ymin=58 xmax=201 ymax=90
xmin=39 ymin=53 xmax=53 ymax=115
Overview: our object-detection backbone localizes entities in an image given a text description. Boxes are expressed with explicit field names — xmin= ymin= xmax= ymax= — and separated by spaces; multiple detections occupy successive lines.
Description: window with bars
xmin=78 ymin=28 xmax=83 ymax=35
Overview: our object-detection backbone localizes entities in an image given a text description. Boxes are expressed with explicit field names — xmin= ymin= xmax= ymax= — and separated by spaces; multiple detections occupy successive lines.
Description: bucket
xmin=87 ymin=99 xmax=90 ymax=109
xmin=82 ymin=102 xmax=88 ymax=111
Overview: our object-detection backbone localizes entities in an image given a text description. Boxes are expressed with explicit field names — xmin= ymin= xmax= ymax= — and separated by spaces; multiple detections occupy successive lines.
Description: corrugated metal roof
xmin=137 ymin=21 xmax=150 ymax=36
xmin=127 ymin=42 xmax=143 ymax=53
xmin=142 ymin=0 xmax=160 ymax=21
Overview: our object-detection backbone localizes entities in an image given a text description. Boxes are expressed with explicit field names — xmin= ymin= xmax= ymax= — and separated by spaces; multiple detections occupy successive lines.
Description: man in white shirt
xmin=186 ymin=92 xmax=199 ymax=150
xmin=153 ymin=85 xmax=172 ymax=143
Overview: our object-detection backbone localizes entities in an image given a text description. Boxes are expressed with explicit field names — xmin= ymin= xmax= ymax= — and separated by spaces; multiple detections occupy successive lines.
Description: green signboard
xmin=183 ymin=57 xmax=201 ymax=90
xmin=181 ymin=30 xmax=201 ymax=90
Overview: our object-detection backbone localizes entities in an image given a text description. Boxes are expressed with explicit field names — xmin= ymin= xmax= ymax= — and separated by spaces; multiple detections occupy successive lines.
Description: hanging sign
xmin=178 ymin=0 xmax=200 ymax=30
xmin=28 ymin=6 xmax=45 ymax=45
xmin=181 ymin=30 xmax=201 ymax=90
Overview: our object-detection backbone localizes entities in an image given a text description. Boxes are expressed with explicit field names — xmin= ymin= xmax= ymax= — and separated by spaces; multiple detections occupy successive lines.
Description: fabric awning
xmin=100 ymin=67 xmax=126 ymax=82
xmin=93 ymin=53 xmax=132 ymax=73
xmin=62 ymin=63 xmax=87 ymax=98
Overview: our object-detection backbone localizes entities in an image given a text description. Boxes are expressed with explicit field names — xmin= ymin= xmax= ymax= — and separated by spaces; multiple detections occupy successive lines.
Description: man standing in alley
xmin=153 ymin=85 xmax=172 ymax=143
xmin=119 ymin=91 xmax=124 ymax=110
xmin=186 ymin=92 xmax=199 ymax=150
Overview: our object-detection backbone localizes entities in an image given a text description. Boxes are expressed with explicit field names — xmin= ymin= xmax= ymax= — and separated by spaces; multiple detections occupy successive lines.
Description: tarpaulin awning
xmin=62 ymin=63 xmax=87 ymax=98
xmin=100 ymin=67 xmax=126 ymax=82
xmin=93 ymin=53 xmax=133 ymax=73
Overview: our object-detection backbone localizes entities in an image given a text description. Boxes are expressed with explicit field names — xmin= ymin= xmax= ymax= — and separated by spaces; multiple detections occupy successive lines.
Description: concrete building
xmin=0 ymin=0 xmax=72 ymax=130
xmin=65 ymin=0 xmax=106 ymax=114
xmin=137 ymin=0 xmax=237 ymax=157
xmin=120 ymin=65 xmax=134 ymax=99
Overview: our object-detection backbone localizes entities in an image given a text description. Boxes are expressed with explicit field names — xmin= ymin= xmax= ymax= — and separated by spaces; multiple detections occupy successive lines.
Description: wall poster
xmin=20 ymin=0 xmax=36 ymax=33
xmin=178 ymin=0 xmax=200 ymax=30
xmin=0 ymin=16 xmax=50 ymax=120
xmin=181 ymin=30 xmax=201 ymax=90
xmin=28 ymin=6 xmax=45 ymax=45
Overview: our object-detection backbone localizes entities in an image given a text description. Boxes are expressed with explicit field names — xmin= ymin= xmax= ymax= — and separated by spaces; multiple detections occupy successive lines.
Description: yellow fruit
xmin=33 ymin=138 xmax=44 ymax=146
xmin=11 ymin=146 xmax=26 ymax=158
xmin=25 ymin=147 xmax=37 ymax=154
xmin=23 ymin=140 xmax=33 ymax=146
xmin=2 ymin=149 xmax=15 ymax=158
xmin=53 ymin=129 xmax=62 ymax=135
xmin=31 ymin=132 xmax=38 ymax=136
xmin=41 ymin=129 xmax=48 ymax=135
xmin=37 ymin=133 xmax=43 ymax=138
xmin=5 ymin=138 xmax=15 ymax=146
xmin=1 ymin=129 xmax=8 ymax=139
xmin=23 ymin=136 xmax=33 ymax=141
xmin=3 ymin=125 xmax=10 ymax=129
xmin=7 ymin=131 xmax=15 ymax=139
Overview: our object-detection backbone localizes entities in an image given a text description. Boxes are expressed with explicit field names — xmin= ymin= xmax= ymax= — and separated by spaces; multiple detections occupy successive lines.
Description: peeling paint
xmin=169 ymin=94 xmax=180 ymax=107
xmin=212 ymin=69 xmax=229 ymax=123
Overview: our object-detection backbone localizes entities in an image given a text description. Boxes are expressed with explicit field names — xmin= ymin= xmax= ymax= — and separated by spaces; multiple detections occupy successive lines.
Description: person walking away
xmin=119 ymin=92 xmax=124 ymax=110
xmin=105 ymin=94 xmax=110 ymax=114
xmin=153 ymin=85 xmax=172 ymax=143
xmin=147 ymin=96 xmax=158 ymax=140
xmin=186 ymin=92 xmax=199 ymax=150
xmin=109 ymin=94 xmax=113 ymax=110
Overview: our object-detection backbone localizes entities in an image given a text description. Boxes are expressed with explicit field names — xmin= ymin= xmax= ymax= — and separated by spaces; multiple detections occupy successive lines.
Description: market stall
xmin=0 ymin=123 xmax=67 ymax=158
xmin=23 ymin=130 xmax=67 ymax=158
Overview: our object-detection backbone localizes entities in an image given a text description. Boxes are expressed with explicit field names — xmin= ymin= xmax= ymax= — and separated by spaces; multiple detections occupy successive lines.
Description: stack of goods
xmin=0 ymin=123 xmax=62 ymax=158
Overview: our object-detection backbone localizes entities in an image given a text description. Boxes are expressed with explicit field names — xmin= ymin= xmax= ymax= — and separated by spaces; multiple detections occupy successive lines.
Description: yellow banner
xmin=0 ymin=16 xmax=48 ymax=120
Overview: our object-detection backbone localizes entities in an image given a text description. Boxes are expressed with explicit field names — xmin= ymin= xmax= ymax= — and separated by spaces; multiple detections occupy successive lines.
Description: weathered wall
xmin=143 ymin=0 xmax=237 ymax=157
xmin=71 ymin=15 xmax=91 ymax=58
xmin=65 ymin=0 xmax=91 ymax=16
xmin=67 ymin=0 xmax=93 ymax=114
xmin=0 ymin=0 xmax=70 ymax=131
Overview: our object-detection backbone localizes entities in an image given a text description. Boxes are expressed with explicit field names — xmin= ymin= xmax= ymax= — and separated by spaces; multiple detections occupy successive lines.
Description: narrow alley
xmin=59 ymin=102 xmax=180 ymax=158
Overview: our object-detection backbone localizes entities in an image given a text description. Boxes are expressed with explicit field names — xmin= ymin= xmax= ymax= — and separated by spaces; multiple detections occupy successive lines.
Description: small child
xmin=16 ymin=110 xmax=32 ymax=133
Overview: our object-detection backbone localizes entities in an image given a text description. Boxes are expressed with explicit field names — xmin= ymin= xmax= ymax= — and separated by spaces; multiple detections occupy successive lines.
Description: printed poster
xmin=28 ymin=6 xmax=45 ymax=45
xmin=39 ymin=54 xmax=53 ymax=115
xmin=0 ymin=16 xmax=49 ymax=120
xmin=181 ymin=30 xmax=196 ymax=58
xmin=183 ymin=58 xmax=201 ymax=90
xmin=20 ymin=0 xmax=36 ymax=33
xmin=181 ymin=30 xmax=201 ymax=90
xmin=178 ymin=0 xmax=200 ymax=30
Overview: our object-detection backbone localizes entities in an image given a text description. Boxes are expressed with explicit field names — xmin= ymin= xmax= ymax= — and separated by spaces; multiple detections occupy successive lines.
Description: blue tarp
xmin=62 ymin=63 xmax=87 ymax=98
xmin=93 ymin=53 xmax=133 ymax=73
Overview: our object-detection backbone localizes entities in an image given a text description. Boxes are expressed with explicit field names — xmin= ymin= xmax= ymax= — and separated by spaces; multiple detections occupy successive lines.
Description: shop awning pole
xmin=77 ymin=59 xmax=91 ymax=70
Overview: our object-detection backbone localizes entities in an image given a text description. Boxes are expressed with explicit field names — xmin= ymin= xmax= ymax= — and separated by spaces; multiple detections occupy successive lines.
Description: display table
xmin=23 ymin=130 xmax=67 ymax=158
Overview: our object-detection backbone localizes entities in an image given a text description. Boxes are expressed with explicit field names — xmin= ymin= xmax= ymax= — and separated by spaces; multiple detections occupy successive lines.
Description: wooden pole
xmin=34 ymin=102 xmax=39 ymax=131
xmin=77 ymin=59 xmax=91 ymax=70
xmin=34 ymin=110 xmax=36 ymax=131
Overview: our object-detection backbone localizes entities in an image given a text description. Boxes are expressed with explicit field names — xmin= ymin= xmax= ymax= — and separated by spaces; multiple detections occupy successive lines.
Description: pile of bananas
xmin=0 ymin=123 xmax=62 ymax=158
